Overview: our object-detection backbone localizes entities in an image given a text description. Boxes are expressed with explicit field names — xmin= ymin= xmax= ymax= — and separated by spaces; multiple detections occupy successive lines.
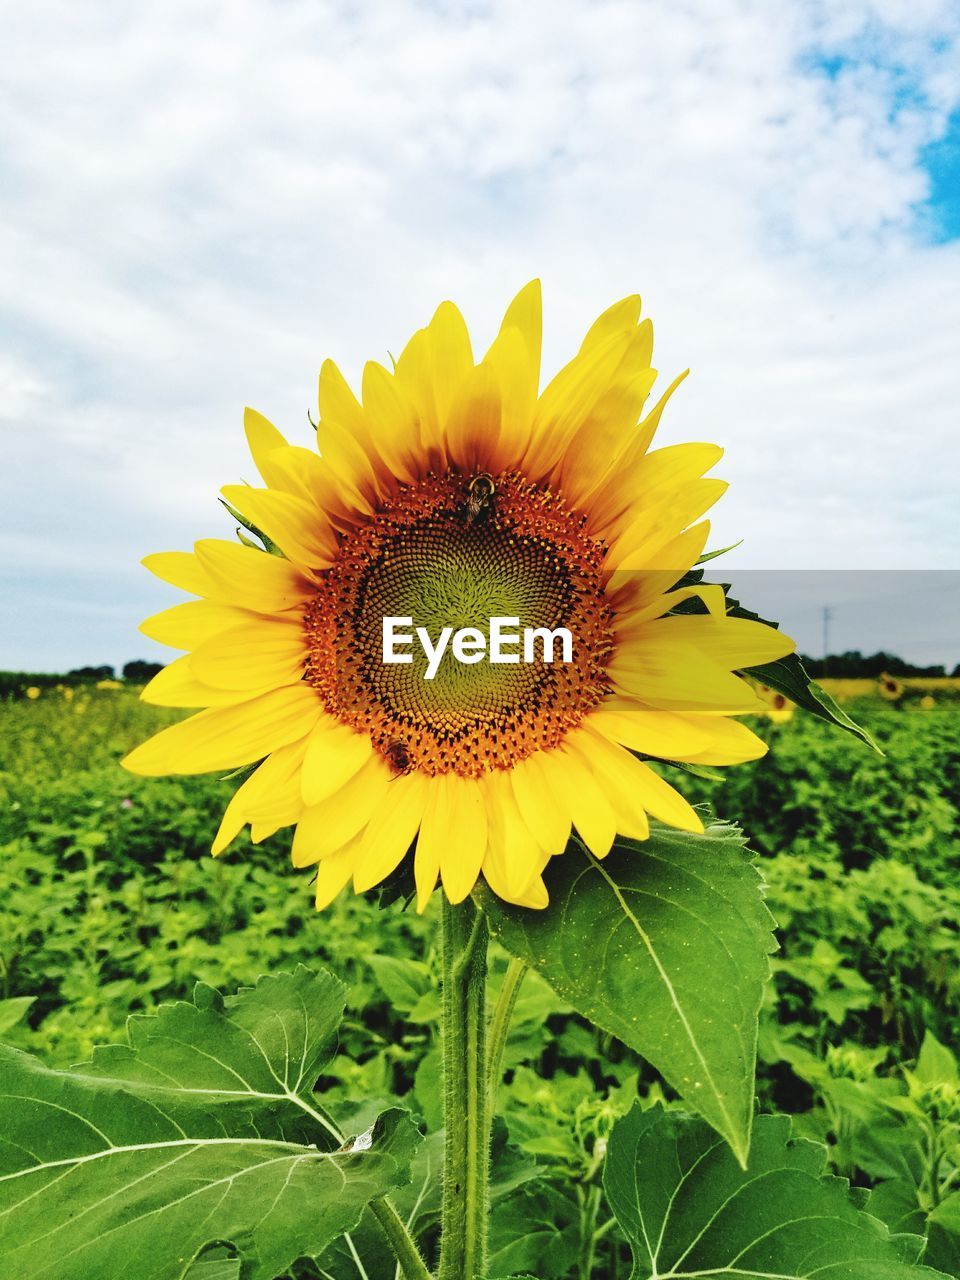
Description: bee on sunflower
xmin=123 ymin=283 xmax=795 ymax=911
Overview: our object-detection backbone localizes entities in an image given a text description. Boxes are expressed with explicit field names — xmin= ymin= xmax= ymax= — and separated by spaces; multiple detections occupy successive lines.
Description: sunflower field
xmin=2 ymin=680 xmax=959 ymax=1278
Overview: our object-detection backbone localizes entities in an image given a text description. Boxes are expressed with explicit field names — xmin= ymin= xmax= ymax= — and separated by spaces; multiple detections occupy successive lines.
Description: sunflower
xmin=878 ymin=673 xmax=903 ymax=701
xmin=123 ymin=283 xmax=795 ymax=911
xmin=754 ymin=682 xmax=795 ymax=725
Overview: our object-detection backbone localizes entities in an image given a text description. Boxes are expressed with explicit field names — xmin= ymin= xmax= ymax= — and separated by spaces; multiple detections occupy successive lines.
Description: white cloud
xmin=1 ymin=0 xmax=959 ymax=667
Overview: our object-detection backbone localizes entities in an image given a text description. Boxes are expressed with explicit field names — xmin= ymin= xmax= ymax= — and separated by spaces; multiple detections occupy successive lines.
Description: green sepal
xmin=219 ymin=498 xmax=283 ymax=557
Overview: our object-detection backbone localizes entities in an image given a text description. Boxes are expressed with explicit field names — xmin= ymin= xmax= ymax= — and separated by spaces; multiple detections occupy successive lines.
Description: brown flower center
xmin=303 ymin=472 xmax=614 ymax=777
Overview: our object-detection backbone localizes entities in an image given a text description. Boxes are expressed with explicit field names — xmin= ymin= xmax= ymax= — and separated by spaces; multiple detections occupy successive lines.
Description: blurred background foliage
xmin=2 ymin=682 xmax=959 ymax=1275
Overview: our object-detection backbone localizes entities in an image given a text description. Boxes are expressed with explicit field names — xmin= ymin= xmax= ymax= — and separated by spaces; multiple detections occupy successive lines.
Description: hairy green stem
xmin=368 ymin=1198 xmax=432 ymax=1280
xmin=486 ymin=957 xmax=526 ymax=1111
xmin=439 ymin=897 xmax=490 ymax=1280
xmin=577 ymin=1183 xmax=602 ymax=1280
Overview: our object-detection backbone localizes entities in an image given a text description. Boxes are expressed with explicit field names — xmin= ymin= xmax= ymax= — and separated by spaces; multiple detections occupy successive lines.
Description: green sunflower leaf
xmin=603 ymin=1104 xmax=951 ymax=1280
xmin=0 ymin=995 xmax=35 ymax=1036
xmin=0 ymin=968 xmax=422 ymax=1280
xmin=925 ymin=1185 xmax=960 ymax=1273
xmin=219 ymin=498 xmax=283 ymax=557
xmin=180 ymin=1248 xmax=242 ymax=1280
xmin=745 ymin=650 xmax=883 ymax=753
xmin=719 ymin=591 xmax=881 ymax=753
xmin=673 ymin=570 xmax=880 ymax=752
xmin=476 ymin=823 xmax=775 ymax=1164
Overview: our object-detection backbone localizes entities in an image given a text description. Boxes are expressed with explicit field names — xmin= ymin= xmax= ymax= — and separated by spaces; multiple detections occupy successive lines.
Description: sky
xmin=2 ymin=0 xmax=959 ymax=672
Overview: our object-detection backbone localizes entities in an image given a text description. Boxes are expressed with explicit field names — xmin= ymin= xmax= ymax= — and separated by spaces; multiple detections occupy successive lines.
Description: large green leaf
xmin=488 ymin=1179 xmax=579 ymax=1279
xmin=477 ymin=823 xmax=775 ymax=1163
xmin=603 ymin=1104 xmax=951 ymax=1280
xmin=0 ymin=968 xmax=421 ymax=1280
xmin=181 ymin=1249 xmax=242 ymax=1280
xmin=925 ymin=1192 xmax=960 ymax=1274
xmin=67 ymin=967 xmax=346 ymax=1116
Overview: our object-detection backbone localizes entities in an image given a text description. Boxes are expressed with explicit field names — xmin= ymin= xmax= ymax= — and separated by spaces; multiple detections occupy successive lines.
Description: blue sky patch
xmin=921 ymin=111 xmax=960 ymax=242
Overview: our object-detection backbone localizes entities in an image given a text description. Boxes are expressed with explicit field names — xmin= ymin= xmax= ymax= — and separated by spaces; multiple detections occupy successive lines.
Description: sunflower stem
xmin=439 ymin=897 xmax=490 ymax=1280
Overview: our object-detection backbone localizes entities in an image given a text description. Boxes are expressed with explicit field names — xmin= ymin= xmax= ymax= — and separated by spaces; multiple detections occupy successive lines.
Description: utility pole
xmin=822 ymin=606 xmax=832 ymax=670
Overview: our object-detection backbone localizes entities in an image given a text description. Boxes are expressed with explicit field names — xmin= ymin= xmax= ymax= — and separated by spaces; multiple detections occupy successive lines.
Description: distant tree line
xmin=3 ymin=651 xmax=959 ymax=701
xmin=801 ymin=650 xmax=960 ymax=678
xmin=0 ymin=660 xmax=164 ymax=698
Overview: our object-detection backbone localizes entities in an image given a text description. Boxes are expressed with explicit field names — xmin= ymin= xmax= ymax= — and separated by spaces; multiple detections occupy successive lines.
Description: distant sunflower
xmin=123 ymin=284 xmax=794 ymax=910
xmin=755 ymin=682 xmax=795 ymax=725
xmin=878 ymin=673 xmax=903 ymax=701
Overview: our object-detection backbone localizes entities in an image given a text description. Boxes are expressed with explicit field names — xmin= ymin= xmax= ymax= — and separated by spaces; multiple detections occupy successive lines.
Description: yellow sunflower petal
xmin=637 ymin=368 xmax=689 ymax=441
xmin=291 ymin=756 xmax=392 ymax=868
xmin=190 ymin=619 xmax=305 ymax=691
xmin=512 ymin=875 xmax=549 ymax=909
xmin=509 ymin=755 xmax=571 ymax=855
xmin=523 ymin=329 xmax=635 ymax=480
xmin=609 ymin=640 xmax=762 ymax=713
xmin=445 ymin=361 xmax=502 ymax=474
xmin=586 ymin=701 xmax=713 ymax=759
xmin=482 ymin=855 xmax=550 ymax=909
xmin=606 ymin=524 xmax=711 ymax=617
xmin=564 ymin=728 xmax=650 ymax=841
xmin=315 ymin=841 xmax=361 ymax=909
xmin=483 ymin=771 xmax=547 ymax=898
xmin=438 ymin=775 xmax=488 ymax=905
xmin=392 ymin=330 xmax=438 ymax=456
xmin=482 ymin=326 xmax=537 ymax=472
xmin=541 ymin=746 xmax=617 ymax=859
xmin=253 ymin=444 xmax=336 ymax=512
xmin=211 ymin=787 xmax=250 ymax=858
xmin=122 ymin=683 xmax=322 ymax=776
xmin=139 ymin=600 xmax=256 ymax=650
xmin=627 ymin=757 xmax=704 ymax=832
xmin=426 ymin=300 xmax=474 ymax=432
xmin=615 ymin=578 xmax=728 ymax=626
xmin=556 ymin=367 xmax=658 ymax=508
xmin=634 ymin=615 xmax=796 ymax=669
xmin=318 ymin=359 xmax=371 ymax=444
xmin=315 ymin=417 xmax=378 ymax=513
xmin=353 ymin=773 xmax=431 ymax=893
xmin=579 ymin=295 xmax=641 ymax=352
xmin=588 ymin=433 xmax=714 ymax=537
xmin=300 ymin=719 xmax=374 ymax=806
xmin=220 ymin=486 xmax=336 ymax=568
xmin=243 ymin=739 xmax=311 ymax=825
xmin=244 ymin=408 xmax=291 ymax=489
xmin=194 ymin=540 xmax=314 ymax=613
xmin=141 ymin=551 xmax=214 ymax=597
xmin=211 ymin=737 xmax=310 ymax=855
xmin=670 ymin=715 xmax=769 ymax=765
xmin=361 ymin=360 xmax=423 ymax=484
xmin=413 ymin=774 xmax=488 ymax=910
xmin=140 ymin=656 xmax=273 ymax=708
xmin=498 ymin=279 xmax=542 ymax=391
